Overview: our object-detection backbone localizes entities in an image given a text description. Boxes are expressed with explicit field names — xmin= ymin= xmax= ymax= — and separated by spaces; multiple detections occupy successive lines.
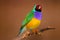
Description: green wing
xmin=20 ymin=4 xmax=36 ymax=33
xmin=22 ymin=10 xmax=34 ymax=27
xmin=22 ymin=4 xmax=36 ymax=27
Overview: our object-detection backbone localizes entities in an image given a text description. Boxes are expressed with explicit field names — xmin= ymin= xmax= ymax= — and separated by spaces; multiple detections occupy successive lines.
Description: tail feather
xmin=17 ymin=26 xmax=27 ymax=36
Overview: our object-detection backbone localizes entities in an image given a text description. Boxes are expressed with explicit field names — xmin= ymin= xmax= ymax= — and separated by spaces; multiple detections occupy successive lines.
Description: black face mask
xmin=35 ymin=8 xmax=41 ymax=12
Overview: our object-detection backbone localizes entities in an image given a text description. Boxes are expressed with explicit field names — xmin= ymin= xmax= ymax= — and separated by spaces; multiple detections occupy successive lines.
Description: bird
xmin=17 ymin=4 xmax=55 ymax=39
xmin=17 ymin=4 xmax=42 ymax=37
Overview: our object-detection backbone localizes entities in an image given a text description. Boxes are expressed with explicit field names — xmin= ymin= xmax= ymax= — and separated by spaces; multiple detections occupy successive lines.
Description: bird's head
xmin=33 ymin=4 xmax=42 ymax=12
xmin=35 ymin=4 xmax=42 ymax=12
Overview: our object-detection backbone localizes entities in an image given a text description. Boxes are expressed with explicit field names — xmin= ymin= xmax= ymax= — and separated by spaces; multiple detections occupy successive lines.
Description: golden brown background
xmin=0 ymin=0 xmax=60 ymax=40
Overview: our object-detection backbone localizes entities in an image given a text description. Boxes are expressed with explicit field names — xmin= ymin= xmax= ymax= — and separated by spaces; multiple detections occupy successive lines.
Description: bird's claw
xmin=27 ymin=32 xmax=41 ymax=36
xmin=21 ymin=31 xmax=42 ymax=39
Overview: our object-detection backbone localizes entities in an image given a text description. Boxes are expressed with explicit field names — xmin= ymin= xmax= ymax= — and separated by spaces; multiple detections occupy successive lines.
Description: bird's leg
xmin=27 ymin=30 xmax=33 ymax=36
xmin=26 ymin=30 xmax=35 ymax=36
xmin=32 ymin=29 xmax=42 ymax=35
xmin=32 ymin=29 xmax=39 ymax=35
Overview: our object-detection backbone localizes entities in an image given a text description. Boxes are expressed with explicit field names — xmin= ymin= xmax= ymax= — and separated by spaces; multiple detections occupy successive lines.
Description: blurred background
xmin=0 ymin=0 xmax=60 ymax=40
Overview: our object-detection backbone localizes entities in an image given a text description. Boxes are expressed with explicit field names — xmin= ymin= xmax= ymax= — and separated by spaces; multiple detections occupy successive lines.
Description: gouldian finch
xmin=18 ymin=4 xmax=42 ymax=36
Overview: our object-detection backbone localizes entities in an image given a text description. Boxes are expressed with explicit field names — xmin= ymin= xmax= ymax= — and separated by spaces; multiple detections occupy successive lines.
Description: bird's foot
xmin=21 ymin=31 xmax=42 ymax=39
xmin=34 ymin=32 xmax=41 ymax=35
xmin=27 ymin=31 xmax=41 ymax=36
xmin=28 ymin=32 xmax=34 ymax=36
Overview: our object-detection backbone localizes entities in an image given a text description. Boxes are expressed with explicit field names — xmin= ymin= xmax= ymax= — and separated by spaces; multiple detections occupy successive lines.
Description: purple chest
xmin=34 ymin=11 xmax=42 ymax=20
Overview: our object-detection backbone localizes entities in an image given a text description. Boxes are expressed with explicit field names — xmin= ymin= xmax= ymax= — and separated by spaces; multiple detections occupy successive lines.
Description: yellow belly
xmin=26 ymin=18 xmax=41 ymax=29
